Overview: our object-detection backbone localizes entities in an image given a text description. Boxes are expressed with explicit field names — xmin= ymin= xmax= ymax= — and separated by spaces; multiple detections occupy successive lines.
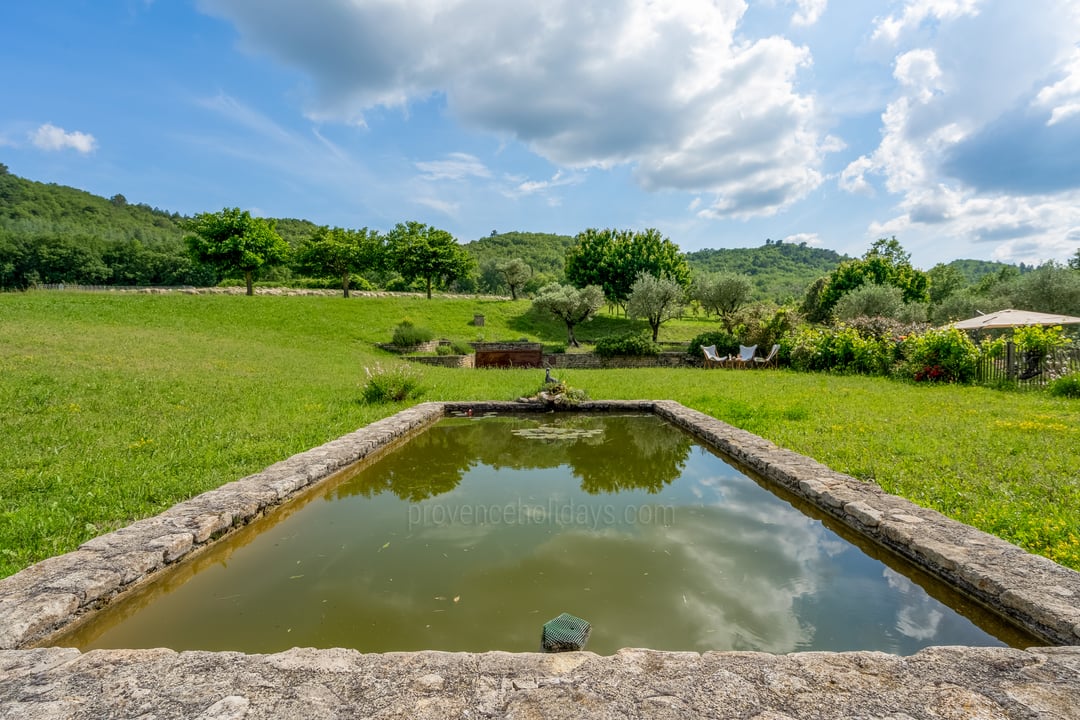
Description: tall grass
xmin=1 ymin=291 xmax=1077 ymax=578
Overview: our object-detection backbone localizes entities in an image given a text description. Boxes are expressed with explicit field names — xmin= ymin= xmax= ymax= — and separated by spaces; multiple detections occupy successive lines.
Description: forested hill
xmin=462 ymin=231 xmax=575 ymax=281
xmin=0 ymin=166 xmax=184 ymax=244
xmin=686 ymin=241 xmax=850 ymax=301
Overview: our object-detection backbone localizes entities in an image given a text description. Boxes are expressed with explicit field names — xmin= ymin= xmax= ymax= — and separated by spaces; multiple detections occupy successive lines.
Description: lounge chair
xmin=753 ymin=344 xmax=780 ymax=369
xmin=702 ymin=345 xmax=725 ymax=368
xmin=729 ymin=344 xmax=757 ymax=369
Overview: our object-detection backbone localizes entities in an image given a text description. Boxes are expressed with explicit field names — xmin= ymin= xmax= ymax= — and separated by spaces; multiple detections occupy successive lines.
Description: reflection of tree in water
xmin=336 ymin=415 xmax=692 ymax=501
xmin=337 ymin=424 xmax=477 ymax=501
xmin=568 ymin=416 xmax=693 ymax=494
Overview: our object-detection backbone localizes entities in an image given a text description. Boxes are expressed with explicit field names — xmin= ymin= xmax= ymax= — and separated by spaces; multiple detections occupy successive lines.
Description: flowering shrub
xmin=899 ymin=327 xmax=980 ymax=383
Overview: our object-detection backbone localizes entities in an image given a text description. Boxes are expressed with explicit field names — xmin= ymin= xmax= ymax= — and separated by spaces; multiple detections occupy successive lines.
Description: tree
xmin=834 ymin=283 xmax=904 ymax=320
xmin=927 ymin=263 xmax=966 ymax=305
xmin=532 ymin=283 xmax=605 ymax=347
xmin=693 ymin=272 xmax=752 ymax=332
xmin=184 ymin=208 xmax=289 ymax=295
xmin=1069 ymin=248 xmax=1080 ymax=271
xmin=296 ymin=226 xmax=383 ymax=298
xmin=565 ymin=228 xmax=690 ymax=308
xmin=811 ymin=237 xmax=929 ymax=322
xmin=627 ymin=273 xmax=686 ymax=341
xmin=386 ymin=221 xmax=475 ymax=299
xmin=496 ymin=258 xmax=532 ymax=300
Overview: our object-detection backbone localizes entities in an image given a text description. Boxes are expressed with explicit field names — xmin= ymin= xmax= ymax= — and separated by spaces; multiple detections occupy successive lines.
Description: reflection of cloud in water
xmin=884 ymin=568 xmax=945 ymax=641
xmin=655 ymin=511 xmax=821 ymax=653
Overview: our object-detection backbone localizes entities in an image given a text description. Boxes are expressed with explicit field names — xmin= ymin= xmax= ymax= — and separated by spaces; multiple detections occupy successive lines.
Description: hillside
xmin=686 ymin=241 xmax=850 ymax=302
xmin=462 ymin=231 xmax=575 ymax=281
xmin=0 ymin=167 xmax=1033 ymax=300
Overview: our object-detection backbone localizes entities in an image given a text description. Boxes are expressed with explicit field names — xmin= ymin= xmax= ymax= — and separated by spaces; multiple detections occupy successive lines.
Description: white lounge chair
xmin=702 ymin=345 xmax=725 ymax=368
xmin=730 ymin=344 xmax=757 ymax=369
xmin=753 ymin=344 xmax=780 ymax=368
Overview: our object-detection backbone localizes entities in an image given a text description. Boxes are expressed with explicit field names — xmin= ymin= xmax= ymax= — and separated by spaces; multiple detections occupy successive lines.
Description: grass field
xmin=2 ymin=290 xmax=1078 ymax=579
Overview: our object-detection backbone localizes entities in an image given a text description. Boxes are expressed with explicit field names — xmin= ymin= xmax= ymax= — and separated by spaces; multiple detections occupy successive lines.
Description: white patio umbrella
xmin=949 ymin=308 xmax=1080 ymax=331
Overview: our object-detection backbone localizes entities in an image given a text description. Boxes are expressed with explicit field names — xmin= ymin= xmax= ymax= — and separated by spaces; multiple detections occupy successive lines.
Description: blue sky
xmin=3 ymin=1 xmax=1080 ymax=269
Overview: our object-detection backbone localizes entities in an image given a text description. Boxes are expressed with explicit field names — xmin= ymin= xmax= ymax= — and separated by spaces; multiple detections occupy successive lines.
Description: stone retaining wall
xmin=408 ymin=354 xmax=475 ymax=368
xmin=1 ymin=400 xmax=1078 ymax=718
xmin=545 ymin=352 xmax=692 ymax=369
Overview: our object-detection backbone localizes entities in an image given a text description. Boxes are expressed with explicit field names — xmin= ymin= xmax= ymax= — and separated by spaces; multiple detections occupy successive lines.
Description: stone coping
xmin=3 ymin=645 xmax=1078 ymax=719
xmin=1 ymin=400 xmax=1079 ymax=717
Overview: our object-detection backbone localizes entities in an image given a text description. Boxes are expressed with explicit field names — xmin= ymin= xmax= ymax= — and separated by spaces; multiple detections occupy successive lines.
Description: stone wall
xmin=408 ymin=354 xmax=475 ymax=369
xmin=376 ymin=340 xmax=442 ymax=354
xmin=544 ymin=352 xmax=692 ymax=369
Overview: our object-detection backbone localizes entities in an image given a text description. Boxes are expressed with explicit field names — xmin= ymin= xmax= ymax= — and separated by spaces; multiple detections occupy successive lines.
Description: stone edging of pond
xmin=1 ymin=400 xmax=1078 ymax=718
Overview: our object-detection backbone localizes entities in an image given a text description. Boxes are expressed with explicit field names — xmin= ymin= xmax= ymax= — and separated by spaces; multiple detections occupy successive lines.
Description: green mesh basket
xmin=541 ymin=613 xmax=591 ymax=652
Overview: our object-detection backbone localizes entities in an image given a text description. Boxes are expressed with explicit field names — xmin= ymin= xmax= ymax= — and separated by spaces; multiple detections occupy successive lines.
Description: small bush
xmin=594 ymin=332 xmax=662 ymax=357
xmin=435 ymin=344 xmax=454 ymax=356
xmin=391 ymin=319 xmax=435 ymax=347
xmin=450 ymin=340 xmax=474 ymax=355
xmin=1048 ymin=372 xmax=1080 ymax=398
xmin=687 ymin=331 xmax=739 ymax=359
xmin=360 ymin=363 xmax=423 ymax=403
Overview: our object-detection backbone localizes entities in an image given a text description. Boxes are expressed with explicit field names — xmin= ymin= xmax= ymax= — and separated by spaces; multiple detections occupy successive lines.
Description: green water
xmin=56 ymin=414 xmax=1037 ymax=654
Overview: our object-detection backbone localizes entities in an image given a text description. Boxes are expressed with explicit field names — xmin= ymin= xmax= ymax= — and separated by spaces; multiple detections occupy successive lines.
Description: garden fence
xmin=977 ymin=342 xmax=1080 ymax=388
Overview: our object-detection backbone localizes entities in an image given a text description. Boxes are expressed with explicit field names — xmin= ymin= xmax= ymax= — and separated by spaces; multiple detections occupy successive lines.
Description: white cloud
xmin=791 ymin=0 xmax=827 ymax=26
xmin=844 ymin=1 xmax=1080 ymax=265
xmin=872 ymin=0 xmax=983 ymax=43
xmin=782 ymin=232 xmax=821 ymax=246
xmin=197 ymin=0 xmax=833 ymax=219
xmin=504 ymin=170 xmax=581 ymax=198
xmin=415 ymin=153 xmax=491 ymax=181
xmin=415 ymin=196 xmax=459 ymax=216
xmin=1034 ymin=47 xmax=1080 ymax=126
xmin=30 ymin=123 xmax=97 ymax=154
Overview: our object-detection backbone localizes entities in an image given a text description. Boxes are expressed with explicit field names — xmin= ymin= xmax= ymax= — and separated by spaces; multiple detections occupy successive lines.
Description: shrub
xmin=435 ymin=344 xmax=454 ymax=356
xmin=594 ymin=332 xmax=662 ymax=357
xmin=450 ymin=340 xmax=474 ymax=355
xmin=899 ymin=327 xmax=980 ymax=383
xmin=391 ymin=319 xmax=435 ymax=347
xmin=360 ymin=363 xmax=423 ymax=403
xmin=784 ymin=324 xmax=893 ymax=375
xmin=687 ymin=331 xmax=739 ymax=360
xmin=1048 ymin=372 xmax=1080 ymax=398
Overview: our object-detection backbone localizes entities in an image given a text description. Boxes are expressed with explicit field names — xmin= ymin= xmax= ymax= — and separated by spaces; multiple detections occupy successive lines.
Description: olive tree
xmin=627 ymin=273 xmax=685 ymax=342
xmin=496 ymin=257 xmax=532 ymax=300
xmin=532 ymin=283 xmax=605 ymax=347
xmin=693 ymin=272 xmax=752 ymax=332
xmin=184 ymin=208 xmax=289 ymax=296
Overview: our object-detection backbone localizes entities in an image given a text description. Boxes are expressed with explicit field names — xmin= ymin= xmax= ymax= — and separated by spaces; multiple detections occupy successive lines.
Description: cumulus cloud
xmin=782 ymin=232 xmax=821 ymax=246
xmin=791 ymin=0 xmax=827 ymax=26
xmin=1034 ymin=47 xmax=1080 ymax=126
xmin=197 ymin=0 xmax=833 ymax=219
xmin=844 ymin=1 xmax=1080 ymax=264
xmin=30 ymin=123 xmax=97 ymax=153
xmin=872 ymin=0 xmax=982 ymax=43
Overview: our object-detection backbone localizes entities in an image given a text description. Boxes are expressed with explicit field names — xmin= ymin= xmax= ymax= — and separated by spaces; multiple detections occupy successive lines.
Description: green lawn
xmin=1 ymin=291 xmax=1078 ymax=578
